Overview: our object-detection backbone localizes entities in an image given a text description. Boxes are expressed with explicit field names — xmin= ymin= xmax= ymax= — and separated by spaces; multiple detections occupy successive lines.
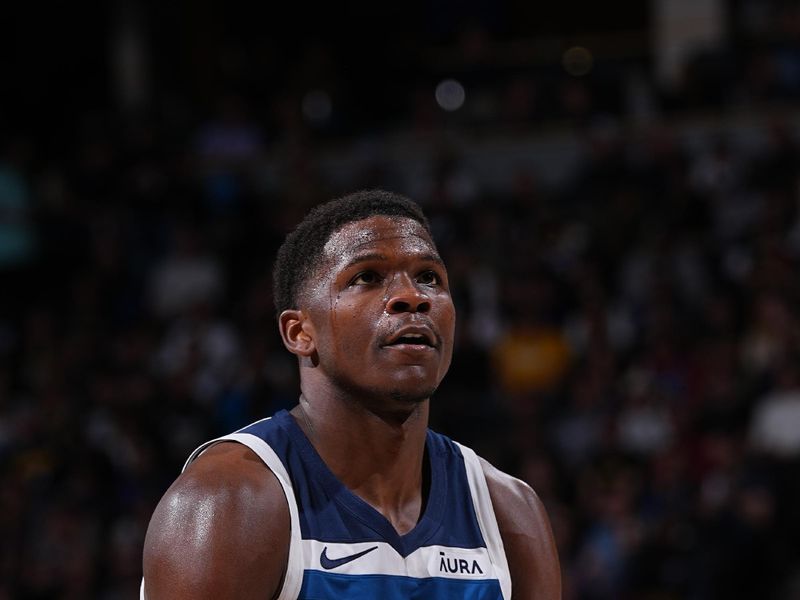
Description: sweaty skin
xmin=142 ymin=216 xmax=561 ymax=599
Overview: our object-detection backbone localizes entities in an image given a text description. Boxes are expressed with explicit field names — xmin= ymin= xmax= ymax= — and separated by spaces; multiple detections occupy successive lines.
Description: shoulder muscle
xmin=480 ymin=458 xmax=561 ymax=600
xmin=143 ymin=442 xmax=290 ymax=599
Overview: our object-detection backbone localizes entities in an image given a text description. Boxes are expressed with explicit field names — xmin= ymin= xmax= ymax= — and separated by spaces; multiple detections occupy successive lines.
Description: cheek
xmin=439 ymin=299 xmax=457 ymax=335
xmin=433 ymin=302 xmax=457 ymax=361
xmin=328 ymin=297 xmax=372 ymax=346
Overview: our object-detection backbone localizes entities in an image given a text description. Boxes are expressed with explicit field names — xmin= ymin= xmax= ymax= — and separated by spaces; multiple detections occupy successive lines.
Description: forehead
xmin=322 ymin=215 xmax=438 ymax=263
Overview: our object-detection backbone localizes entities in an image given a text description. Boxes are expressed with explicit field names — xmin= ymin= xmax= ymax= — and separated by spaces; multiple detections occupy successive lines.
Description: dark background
xmin=3 ymin=1 xmax=800 ymax=598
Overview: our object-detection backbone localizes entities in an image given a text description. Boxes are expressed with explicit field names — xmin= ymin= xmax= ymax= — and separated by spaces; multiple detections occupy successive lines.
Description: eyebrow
xmin=343 ymin=251 xmax=445 ymax=270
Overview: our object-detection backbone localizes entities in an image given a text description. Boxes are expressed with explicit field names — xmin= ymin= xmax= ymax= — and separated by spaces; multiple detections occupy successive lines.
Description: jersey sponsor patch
xmin=303 ymin=540 xmax=493 ymax=580
xmin=436 ymin=550 xmax=485 ymax=576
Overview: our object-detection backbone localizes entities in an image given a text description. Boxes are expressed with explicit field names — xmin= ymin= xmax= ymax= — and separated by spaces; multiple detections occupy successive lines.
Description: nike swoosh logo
xmin=320 ymin=545 xmax=379 ymax=570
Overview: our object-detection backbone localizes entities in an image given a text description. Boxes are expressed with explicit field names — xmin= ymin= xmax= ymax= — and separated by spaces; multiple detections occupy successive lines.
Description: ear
xmin=279 ymin=309 xmax=317 ymax=358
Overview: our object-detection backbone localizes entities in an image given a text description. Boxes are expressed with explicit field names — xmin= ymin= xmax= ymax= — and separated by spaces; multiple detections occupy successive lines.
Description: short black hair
xmin=272 ymin=189 xmax=432 ymax=315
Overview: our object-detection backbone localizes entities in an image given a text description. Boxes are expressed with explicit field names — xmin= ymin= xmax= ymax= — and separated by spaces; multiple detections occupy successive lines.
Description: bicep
xmin=143 ymin=444 xmax=290 ymax=599
xmin=483 ymin=460 xmax=561 ymax=600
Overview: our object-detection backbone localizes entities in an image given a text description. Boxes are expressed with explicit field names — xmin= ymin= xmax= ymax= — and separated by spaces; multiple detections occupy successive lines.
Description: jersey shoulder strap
xmin=141 ymin=422 xmax=304 ymax=600
xmin=454 ymin=441 xmax=513 ymax=600
xmin=187 ymin=428 xmax=304 ymax=600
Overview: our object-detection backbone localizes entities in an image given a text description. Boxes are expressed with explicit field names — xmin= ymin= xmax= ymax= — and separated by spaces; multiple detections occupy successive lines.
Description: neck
xmin=291 ymin=382 xmax=430 ymax=535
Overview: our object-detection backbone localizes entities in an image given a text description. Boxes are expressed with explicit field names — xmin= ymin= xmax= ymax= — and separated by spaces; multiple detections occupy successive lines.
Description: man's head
xmin=273 ymin=190 xmax=455 ymax=414
xmin=273 ymin=189 xmax=432 ymax=315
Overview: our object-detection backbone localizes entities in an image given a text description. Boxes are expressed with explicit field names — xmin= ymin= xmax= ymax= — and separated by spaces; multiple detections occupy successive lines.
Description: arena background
xmin=3 ymin=1 xmax=800 ymax=598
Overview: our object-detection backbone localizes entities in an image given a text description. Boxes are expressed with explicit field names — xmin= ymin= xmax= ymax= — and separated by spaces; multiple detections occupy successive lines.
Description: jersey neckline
xmin=274 ymin=409 xmax=447 ymax=557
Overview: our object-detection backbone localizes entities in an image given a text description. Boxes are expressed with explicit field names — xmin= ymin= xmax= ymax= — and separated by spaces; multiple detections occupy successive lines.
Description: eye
xmin=351 ymin=271 xmax=382 ymax=286
xmin=417 ymin=270 xmax=441 ymax=286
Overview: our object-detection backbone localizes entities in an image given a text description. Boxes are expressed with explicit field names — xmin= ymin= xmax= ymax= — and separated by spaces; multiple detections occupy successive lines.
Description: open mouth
xmin=384 ymin=327 xmax=437 ymax=349
xmin=388 ymin=333 xmax=434 ymax=347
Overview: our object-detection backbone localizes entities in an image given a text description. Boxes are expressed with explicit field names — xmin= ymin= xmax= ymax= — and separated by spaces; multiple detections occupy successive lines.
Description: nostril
xmin=388 ymin=300 xmax=411 ymax=313
xmin=387 ymin=297 xmax=431 ymax=314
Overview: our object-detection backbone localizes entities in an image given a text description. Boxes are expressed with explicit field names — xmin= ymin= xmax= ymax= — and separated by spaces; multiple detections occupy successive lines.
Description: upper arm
xmin=481 ymin=458 xmax=561 ymax=600
xmin=142 ymin=442 xmax=291 ymax=600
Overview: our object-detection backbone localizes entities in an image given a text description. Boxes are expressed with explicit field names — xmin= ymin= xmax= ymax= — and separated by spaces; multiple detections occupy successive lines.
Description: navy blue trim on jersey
xmin=301 ymin=570 xmax=504 ymax=599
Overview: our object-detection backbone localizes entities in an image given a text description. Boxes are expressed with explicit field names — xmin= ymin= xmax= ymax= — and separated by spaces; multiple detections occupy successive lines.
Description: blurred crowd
xmin=4 ymin=2 xmax=800 ymax=599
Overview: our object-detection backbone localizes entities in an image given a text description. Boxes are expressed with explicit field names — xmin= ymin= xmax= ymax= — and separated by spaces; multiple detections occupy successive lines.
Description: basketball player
xmin=142 ymin=190 xmax=561 ymax=599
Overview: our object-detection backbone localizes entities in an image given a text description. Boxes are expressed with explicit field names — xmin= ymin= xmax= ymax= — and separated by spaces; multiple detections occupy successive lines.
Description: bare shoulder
xmin=142 ymin=442 xmax=290 ymax=600
xmin=480 ymin=458 xmax=561 ymax=600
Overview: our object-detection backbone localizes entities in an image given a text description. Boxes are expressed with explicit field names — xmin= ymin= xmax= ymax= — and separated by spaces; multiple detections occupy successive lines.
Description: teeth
xmin=392 ymin=332 xmax=430 ymax=345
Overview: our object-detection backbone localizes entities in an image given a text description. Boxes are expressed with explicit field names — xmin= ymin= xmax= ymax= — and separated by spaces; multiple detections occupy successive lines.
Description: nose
xmin=386 ymin=274 xmax=431 ymax=314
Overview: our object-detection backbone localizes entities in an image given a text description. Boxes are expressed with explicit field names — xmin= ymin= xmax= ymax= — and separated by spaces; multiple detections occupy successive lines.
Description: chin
xmin=385 ymin=384 xmax=439 ymax=404
xmin=388 ymin=385 xmax=438 ymax=404
xmin=333 ymin=370 xmax=443 ymax=411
